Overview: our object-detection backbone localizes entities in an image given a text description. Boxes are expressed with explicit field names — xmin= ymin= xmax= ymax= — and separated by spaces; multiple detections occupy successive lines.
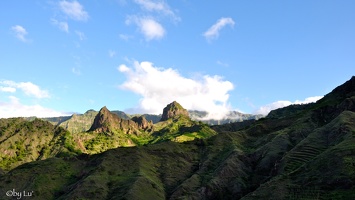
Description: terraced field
xmin=284 ymin=145 xmax=326 ymax=173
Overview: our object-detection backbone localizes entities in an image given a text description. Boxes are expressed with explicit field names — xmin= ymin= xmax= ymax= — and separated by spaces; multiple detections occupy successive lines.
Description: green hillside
xmin=70 ymin=103 xmax=217 ymax=154
xmin=0 ymin=76 xmax=354 ymax=199
xmin=0 ymin=118 xmax=80 ymax=171
xmin=58 ymin=110 xmax=98 ymax=134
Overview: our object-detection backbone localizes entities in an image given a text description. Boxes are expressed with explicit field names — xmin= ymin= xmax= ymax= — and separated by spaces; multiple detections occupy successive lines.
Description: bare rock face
xmin=131 ymin=116 xmax=153 ymax=131
xmin=160 ymin=101 xmax=189 ymax=121
xmin=89 ymin=106 xmax=138 ymax=133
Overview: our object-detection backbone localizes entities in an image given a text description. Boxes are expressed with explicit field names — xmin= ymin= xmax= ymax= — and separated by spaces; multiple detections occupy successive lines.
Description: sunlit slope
xmin=0 ymin=76 xmax=354 ymax=199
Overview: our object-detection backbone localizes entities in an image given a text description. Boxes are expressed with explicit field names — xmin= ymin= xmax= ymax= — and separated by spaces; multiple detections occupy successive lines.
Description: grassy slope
xmin=69 ymin=115 xmax=217 ymax=155
xmin=0 ymin=118 xmax=79 ymax=171
xmin=0 ymin=77 xmax=354 ymax=199
xmin=0 ymin=104 xmax=354 ymax=199
xmin=59 ymin=110 xmax=98 ymax=134
xmin=0 ymin=115 xmax=217 ymax=169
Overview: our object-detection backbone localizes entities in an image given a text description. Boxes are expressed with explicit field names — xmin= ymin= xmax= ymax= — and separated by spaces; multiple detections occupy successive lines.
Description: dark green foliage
xmin=0 ymin=118 xmax=81 ymax=171
xmin=0 ymin=76 xmax=354 ymax=199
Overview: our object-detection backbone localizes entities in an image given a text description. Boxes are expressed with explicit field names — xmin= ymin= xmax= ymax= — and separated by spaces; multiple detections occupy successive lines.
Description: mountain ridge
xmin=0 ymin=76 xmax=354 ymax=199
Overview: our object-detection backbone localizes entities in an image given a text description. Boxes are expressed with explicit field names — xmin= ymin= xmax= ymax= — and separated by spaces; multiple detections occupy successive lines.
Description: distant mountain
xmin=111 ymin=110 xmax=131 ymax=120
xmin=40 ymin=107 xmax=261 ymax=129
xmin=58 ymin=109 xmax=98 ymax=133
xmin=1 ymin=76 xmax=354 ymax=199
xmin=40 ymin=109 xmax=131 ymax=134
xmin=31 ymin=102 xmax=216 ymax=155
xmin=189 ymin=110 xmax=263 ymax=125
xmin=41 ymin=116 xmax=72 ymax=125
xmin=141 ymin=114 xmax=161 ymax=124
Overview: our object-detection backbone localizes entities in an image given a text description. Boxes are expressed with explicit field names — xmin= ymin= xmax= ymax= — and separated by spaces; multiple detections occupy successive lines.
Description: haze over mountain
xmin=0 ymin=76 xmax=354 ymax=199
xmin=39 ymin=106 xmax=263 ymax=133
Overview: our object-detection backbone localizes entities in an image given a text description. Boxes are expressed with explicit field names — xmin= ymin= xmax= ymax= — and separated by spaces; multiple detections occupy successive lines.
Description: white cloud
xmin=51 ymin=18 xmax=69 ymax=33
xmin=203 ymin=17 xmax=235 ymax=41
xmin=0 ymin=80 xmax=50 ymax=99
xmin=126 ymin=16 xmax=165 ymax=41
xmin=294 ymin=96 xmax=323 ymax=104
xmin=0 ymin=96 xmax=70 ymax=118
xmin=0 ymin=86 xmax=16 ymax=93
xmin=59 ymin=0 xmax=89 ymax=21
xmin=254 ymin=96 xmax=324 ymax=116
xmin=133 ymin=0 xmax=180 ymax=21
xmin=118 ymin=61 xmax=234 ymax=119
xmin=11 ymin=25 xmax=29 ymax=42
xmin=254 ymin=101 xmax=292 ymax=116
xmin=75 ymin=30 xmax=86 ymax=40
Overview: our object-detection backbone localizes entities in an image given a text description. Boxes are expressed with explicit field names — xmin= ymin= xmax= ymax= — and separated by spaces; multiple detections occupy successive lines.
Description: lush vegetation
xmin=0 ymin=118 xmax=79 ymax=171
xmin=0 ymin=76 xmax=354 ymax=199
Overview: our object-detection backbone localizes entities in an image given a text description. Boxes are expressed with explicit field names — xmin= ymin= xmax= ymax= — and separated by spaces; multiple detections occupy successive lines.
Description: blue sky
xmin=0 ymin=0 xmax=354 ymax=118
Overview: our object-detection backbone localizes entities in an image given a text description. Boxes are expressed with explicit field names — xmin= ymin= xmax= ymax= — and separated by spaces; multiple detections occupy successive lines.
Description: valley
xmin=0 ymin=76 xmax=354 ymax=199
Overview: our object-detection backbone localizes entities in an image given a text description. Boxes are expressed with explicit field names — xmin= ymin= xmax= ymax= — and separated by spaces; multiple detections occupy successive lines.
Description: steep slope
xmin=74 ymin=103 xmax=216 ymax=154
xmin=59 ymin=109 xmax=98 ymax=133
xmin=1 ymin=76 xmax=354 ymax=199
xmin=72 ymin=106 xmax=150 ymax=154
xmin=160 ymin=101 xmax=189 ymax=121
xmin=88 ymin=106 xmax=140 ymax=134
xmin=239 ymin=76 xmax=355 ymax=199
xmin=153 ymin=101 xmax=217 ymax=143
xmin=0 ymin=118 xmax=79 ymax=171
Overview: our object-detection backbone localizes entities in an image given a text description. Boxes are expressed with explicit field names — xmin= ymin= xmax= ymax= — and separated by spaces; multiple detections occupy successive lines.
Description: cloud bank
xmin=204 ymin=17 xmax=235 ymax=41
xmin=0 ymin=96 xmax=69 ymax=118
xmin=118 ymin=61 xmax=234 ymax=119
xmin=254 ymin=96 xmax=324 ymax=116
xmin=0 ymin=80 xmax=69 ymax=118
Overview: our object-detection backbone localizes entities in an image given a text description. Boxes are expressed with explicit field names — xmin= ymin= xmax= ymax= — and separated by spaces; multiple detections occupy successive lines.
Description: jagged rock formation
xmin=88 ymin=106 xmax=138 ymax=134
xmin=1 ymin=77 xmax=354 ymax=199
xmin=131 ymin=116 xmax=153 ymax=131
xmin=41 ymin=107 xmax=261 ymax=127
xmin=160 ymin=101 xmax=189 ymax=121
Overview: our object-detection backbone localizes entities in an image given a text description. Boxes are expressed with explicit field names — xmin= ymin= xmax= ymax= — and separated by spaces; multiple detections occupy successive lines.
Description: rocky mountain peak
xmin=88 ymin=106 xmax=116 ymax=132
xmin=89 ymin=106 xmax=137 ymax=133
xmin=131 ymin=116 xmax=153 ymax=131
xmin=99 ymin=106 xmax=110 ymax=114
xmin=160 ymin=101 xmax=189 ymax=121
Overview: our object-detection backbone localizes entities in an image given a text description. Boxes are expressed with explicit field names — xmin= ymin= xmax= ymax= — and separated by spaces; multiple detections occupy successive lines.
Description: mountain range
xmin=39 ymin=107 xmax=262 ymax=134
xmin=0 ymin=76 xmax=354 ymax=199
